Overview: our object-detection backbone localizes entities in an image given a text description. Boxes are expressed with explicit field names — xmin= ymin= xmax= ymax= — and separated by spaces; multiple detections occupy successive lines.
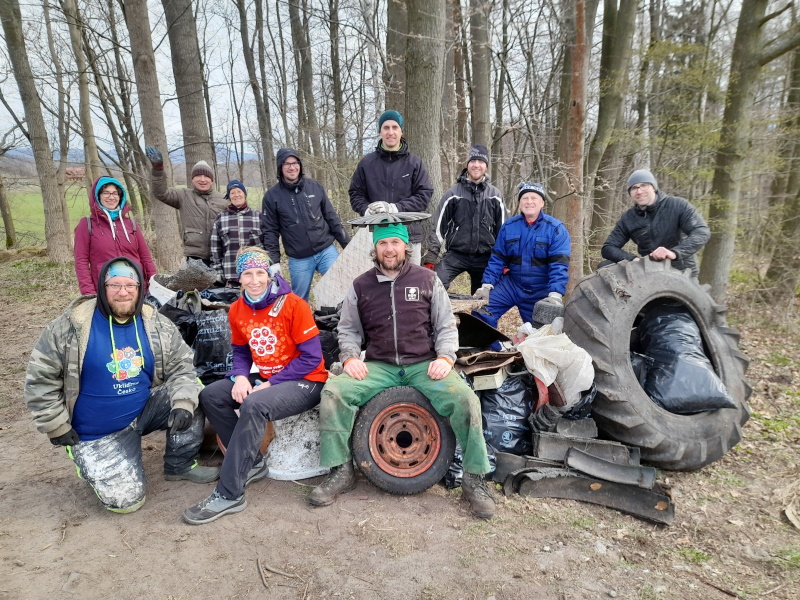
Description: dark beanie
xmin=378 ymin=110 xmax=403 ymax=131
xmin=518 ymin=181 xmax=549 ymax=202
xmin=191 ymin=160 xmax=214 ymax=181
xmin=468 ymin=145 xmax=489 ymax=165
xmin=225 ymin=180 xmax=247 ymax=199
xmin=626 ymin=169 xmax=658 ymax=192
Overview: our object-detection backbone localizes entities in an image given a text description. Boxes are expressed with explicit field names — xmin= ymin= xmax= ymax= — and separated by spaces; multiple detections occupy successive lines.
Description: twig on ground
xmin=259 ymin=560 xmax=297 ymax=579
xmin=760 ymin=582 xmax=786 ymax=596
xmin=696 ymin=576 xmax=743 ymax=598
xmin=256 ymin=558 xmax=271 ymax=589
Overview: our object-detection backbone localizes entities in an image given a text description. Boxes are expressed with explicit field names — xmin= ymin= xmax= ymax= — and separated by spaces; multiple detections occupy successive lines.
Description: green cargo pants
xmin=319 ymin=360 xmax=490 ymax=475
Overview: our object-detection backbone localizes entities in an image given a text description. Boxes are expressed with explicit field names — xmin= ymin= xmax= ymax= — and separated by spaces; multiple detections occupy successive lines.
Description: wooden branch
xmin=759 ymin=2 xmax=793 ymax=28
xmin=759 ymin=27 xmax=800 ymax=66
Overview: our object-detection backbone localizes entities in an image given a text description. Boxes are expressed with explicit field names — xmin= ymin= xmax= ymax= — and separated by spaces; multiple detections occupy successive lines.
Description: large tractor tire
xmin=352 ymin=386 xmax=456 ymax=494
xmin=563 ymin=258 xmax=751 ymax=471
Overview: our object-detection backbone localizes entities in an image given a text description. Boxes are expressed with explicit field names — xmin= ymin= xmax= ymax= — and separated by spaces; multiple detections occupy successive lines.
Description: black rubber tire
xmin=563 ymin=258 xmax=751 ymax=471
xmin=352 ymin=386 xmax=457 ymax=494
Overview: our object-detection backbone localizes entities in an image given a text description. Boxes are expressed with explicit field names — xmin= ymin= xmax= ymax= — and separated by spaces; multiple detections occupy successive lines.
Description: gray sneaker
xmin=246 ymin=458 xmax=269 ymax=487
xmin=165 ymin=464 xmax=220 ymax=484
xmin=183 ymin=490 xmax=246 ymax=525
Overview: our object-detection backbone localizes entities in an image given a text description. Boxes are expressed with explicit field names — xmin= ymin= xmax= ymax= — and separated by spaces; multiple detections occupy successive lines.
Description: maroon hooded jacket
xmin=73 ymin=176 xmax=157 ymax=295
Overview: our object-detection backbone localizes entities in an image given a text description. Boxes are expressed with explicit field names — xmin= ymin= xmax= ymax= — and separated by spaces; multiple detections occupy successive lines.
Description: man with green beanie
xmin=308 ymin=221 xmax=496 ymax=519
xmin=348 ymin=110 xmax=433 ymax=264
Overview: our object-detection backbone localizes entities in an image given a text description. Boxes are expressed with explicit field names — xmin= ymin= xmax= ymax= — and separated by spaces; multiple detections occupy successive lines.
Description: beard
xmin=110 ymin=298 xmax=137 ymax=322
xmin=378 ymin=254 xmax=405 ymax=274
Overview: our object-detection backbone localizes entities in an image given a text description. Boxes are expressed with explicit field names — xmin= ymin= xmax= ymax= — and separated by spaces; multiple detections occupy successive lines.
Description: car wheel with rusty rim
xmin=563 ymin=258 xmax=751 ymax=471
xmin=352 ymin=386 xmax=456 ymax=494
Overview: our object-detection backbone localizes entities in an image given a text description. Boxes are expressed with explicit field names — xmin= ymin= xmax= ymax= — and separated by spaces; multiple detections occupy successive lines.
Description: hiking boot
xmin=245 ymin=457 xmax=269 ymax=487
xmin=165 ymin=464 xmax=220 ymax=484
xmin=183 ymin=489 xmax=246 ymax=525
xmin=308 ymin=461 xmax=356 ymax=506
xmin=461 ymin=472 xmax=496 ymax=519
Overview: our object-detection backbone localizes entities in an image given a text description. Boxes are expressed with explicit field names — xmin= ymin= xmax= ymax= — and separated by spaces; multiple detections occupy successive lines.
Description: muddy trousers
xmin=319 ymin=361 xmax=490 ymax=475
xmin=200 ymin=376 xmax=323 ymax=499
xmin=67 ymin=386 xmax=205 ymax=513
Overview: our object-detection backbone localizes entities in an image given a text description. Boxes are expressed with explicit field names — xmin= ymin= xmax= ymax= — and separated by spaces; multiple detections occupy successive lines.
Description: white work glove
xmin=540 ymin=292 xmax=563 ymax=306
xmin=365 ymin=201 xmax=398 ymax=216
xmin=472 ymin=283 xmax=493 ymax=301
xmin=268 ymin=263 xmax=282 ymax=278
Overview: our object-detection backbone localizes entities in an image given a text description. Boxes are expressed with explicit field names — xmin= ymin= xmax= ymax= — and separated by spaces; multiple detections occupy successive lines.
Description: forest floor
xmin=0 ymin=253 xmax=798 ymax=600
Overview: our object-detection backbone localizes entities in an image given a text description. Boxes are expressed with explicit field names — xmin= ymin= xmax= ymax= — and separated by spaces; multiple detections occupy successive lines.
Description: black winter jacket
xmin=425 ymin=169 xmax=505 ymax=260
xmin=601 ymin=192 xmax=710 ymax=276
xmin=348 ymin=139 xmax=433 ymax=243
xmin=261 ymin=149 xmax=350 ymax=262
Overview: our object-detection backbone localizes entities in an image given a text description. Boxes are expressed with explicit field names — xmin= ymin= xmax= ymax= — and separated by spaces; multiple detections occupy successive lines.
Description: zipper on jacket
xmin=389 ymin=279 xmax=400 ymax=365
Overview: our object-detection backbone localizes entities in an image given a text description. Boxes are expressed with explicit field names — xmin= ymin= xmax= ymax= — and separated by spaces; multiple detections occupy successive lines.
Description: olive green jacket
xmin=24 ymin=297 xmax=201 ymax=439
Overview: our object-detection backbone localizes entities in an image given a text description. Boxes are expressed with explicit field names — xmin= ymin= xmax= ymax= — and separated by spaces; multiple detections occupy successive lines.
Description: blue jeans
xmin=288 ymin=244 xmax=340 ymax=301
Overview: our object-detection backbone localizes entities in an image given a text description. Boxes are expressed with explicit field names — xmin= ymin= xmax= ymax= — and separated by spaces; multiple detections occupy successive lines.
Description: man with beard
xmin=24 ymin=257 xmax=218 ymax=514
xmin=308 ymin=222 xmax=496 ymax=519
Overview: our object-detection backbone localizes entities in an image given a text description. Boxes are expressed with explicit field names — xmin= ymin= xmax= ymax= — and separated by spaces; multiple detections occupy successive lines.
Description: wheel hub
xmin=367 ymin=402 xmax=442 ymax=478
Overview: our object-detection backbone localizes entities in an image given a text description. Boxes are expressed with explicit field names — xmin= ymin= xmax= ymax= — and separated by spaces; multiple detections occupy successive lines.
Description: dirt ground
xmin=0 ymin=256 xmax=798 ymax=600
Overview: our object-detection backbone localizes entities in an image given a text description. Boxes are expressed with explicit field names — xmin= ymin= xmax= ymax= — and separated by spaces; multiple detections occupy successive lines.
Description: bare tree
xmin=289 ymin=0 xmax=322 ymax=163
xmin=1 ymin=0 xmax=71 ymax=262
xmin=385 ymin=0 xmax=407 ymax=112
xmin=469 ymin=0 xmax=491 ymax=146
xmin=0 ymin=126 xmax=22 ymax=248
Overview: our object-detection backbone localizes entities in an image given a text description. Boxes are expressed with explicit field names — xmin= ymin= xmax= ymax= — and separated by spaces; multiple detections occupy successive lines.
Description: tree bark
xmin=699 ymin=0 xmax=800 ymax=301
xmin=60 ymin=0 xmax=101 ymax=183
xmin=288 ymin=0 xmax=322 ymax=164
xmin=452 ymin=0 xmax=469 ymax=152
xmin=124 ymin=0 xmax=183 ymax=271
xmin=0 ymin=0 xmax=71 ymax=262
xmin=329 ymin=0 xmax=346 ymax=166
xmin=255 ymin=0 xmax=276 ymax=184
xmin=469 ymin=0 xmax=491 ymax=146
xmin=161 ymin=0 xmax=215 ymax=181
xmin=385 ymin=0 xmax=407 ymax=112
xmin=0 ymin=173 xmax=15 ymax=248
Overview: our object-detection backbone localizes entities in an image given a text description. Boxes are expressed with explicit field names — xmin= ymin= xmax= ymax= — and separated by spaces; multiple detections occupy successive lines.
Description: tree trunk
xmin=329 ymin=0 xmax=346 ymax=166
xmin=236 ymin=0 xmax=276 ymax=182
xmin=288 ymin=0 xmax=322 ymax=164
xmin=551 ymin=0 xmax=588 ymax=291
xmin=0 ymin=173 xmax=16 ymax=248
xmin=60 ymin=0 xmax=101 ymax=183
xmin=385 ymin=0 xmax=407 ymax=112
xmin=161 ymin=0 xmax=215 ymax=181
xmin=0 ymin=0 xmax=71 ymax=262
xmin=124 ymin=0 xmax=183 ymax=271
xmin=405 ymin=0 xmax=446 ymax=224
xmin=699 ymin=0 xmax=800 ymax=301
xmin=255 ymin=0 xmax=276 ymax=185
xmin=452 ymin=0 xmax=469 ymax=153
xmin=469 ymin=0 xmax=491 ymax=146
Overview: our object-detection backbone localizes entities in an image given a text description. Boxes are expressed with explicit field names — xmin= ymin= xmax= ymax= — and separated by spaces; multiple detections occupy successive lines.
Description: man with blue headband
xmin=25 ymin=257 xmax=217 ymax=514
xmin=308 ymin=222 xmax=496 ymax=519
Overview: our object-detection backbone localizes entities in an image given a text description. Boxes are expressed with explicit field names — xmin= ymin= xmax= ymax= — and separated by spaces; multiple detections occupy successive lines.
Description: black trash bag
xmin=192 ymin=309 xmax=232 ymax=384
xmin=444 ymin=441 xmax=496 ymax=490
xmin=480 ymin=374 xmax=535 ymax=456
xmin=159 ymin=295 xmax=199 ymax=346
xmin=199 ymin=286 xmax=240 ymax=305
xmin=563 ymin=383 xmax=597 ymax=420
xmin=318 ymin=331 xmax=340 ymax=369
xmin=630 ymin=352 xmax=654 ymax=387
xmin=313 ymin=306 xmax=341 ymax=369
xmin=637 ymin=304 xmax=736 ymax=414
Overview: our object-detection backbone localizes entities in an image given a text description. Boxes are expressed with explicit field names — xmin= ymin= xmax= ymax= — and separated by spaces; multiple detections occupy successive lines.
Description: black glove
xmin=145 ymin=145 xmax=164 ymax=170
xmin=167 ymin=408 xmax=193 ymax=433
xmin=50 ymin=428 xmax=80 ymax=446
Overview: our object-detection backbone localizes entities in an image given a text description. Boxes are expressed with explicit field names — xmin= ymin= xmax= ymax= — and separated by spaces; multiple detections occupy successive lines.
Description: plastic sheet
xmin=637 ymin=304 xmax=736 ymax=414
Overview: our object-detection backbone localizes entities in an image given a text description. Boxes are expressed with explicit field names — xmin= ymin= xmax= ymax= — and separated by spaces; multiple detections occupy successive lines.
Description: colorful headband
xmin=236 ymin=251 xmax=272 ymax=277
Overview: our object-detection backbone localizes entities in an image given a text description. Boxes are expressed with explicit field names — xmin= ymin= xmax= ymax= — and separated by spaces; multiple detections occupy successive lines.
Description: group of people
xmin=26 ymin=108 xmax=711 ymax=525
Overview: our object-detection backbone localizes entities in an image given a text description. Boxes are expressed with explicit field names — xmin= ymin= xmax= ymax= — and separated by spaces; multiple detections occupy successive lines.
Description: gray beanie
xmin=626 ymin=169 xmax=658 ymax=192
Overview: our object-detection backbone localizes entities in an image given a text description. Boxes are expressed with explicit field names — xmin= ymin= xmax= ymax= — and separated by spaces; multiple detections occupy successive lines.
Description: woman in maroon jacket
xmin=73 ymin=177 xmax=157 ymax=295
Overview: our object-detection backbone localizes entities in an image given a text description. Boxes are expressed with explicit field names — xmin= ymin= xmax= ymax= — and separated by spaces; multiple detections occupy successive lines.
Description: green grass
xmin=678 ymin=548 xmax=711 ymax=564
xmin=4 ymin=186 xmax=89 ymax=245
xmin=764 ymin=351 xmax=795 ymax=367
xmin=774 ymin=548 xmax=800 ymax=570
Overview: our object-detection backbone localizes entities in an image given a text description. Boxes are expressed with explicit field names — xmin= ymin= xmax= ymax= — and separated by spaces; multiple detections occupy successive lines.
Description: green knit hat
xmin=372 ymin=221 xmax=409 ymax=244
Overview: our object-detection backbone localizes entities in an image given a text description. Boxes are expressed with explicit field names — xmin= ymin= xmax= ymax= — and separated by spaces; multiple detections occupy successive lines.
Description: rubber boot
xmin=308 ymin=461 xmax=356 ymax=506
xmin=461 ymin=472 xmax=496 ymax=519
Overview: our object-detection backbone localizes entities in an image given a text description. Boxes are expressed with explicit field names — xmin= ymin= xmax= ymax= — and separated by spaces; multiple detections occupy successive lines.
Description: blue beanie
xmin=378 ymin=110 xmax=403 ymax=131
xmin=225 ymin=180 xmax=247 ymax=199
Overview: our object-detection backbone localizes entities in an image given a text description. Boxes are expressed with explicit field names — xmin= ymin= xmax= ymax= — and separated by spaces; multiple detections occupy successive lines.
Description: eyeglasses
xmin=101 ymin=191 xmax=120 ymax=198
xmin=283 ymin=161 xmax=300 ymax=168
xmin=106 ymin=283 xmax=140 ymax=293
xmin=629 ymin=184 xmax=652 ymax=193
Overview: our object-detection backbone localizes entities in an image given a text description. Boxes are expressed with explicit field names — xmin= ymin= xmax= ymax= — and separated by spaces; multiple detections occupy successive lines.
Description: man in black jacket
xmin=261 ymin=148 xmax=351 ymax=301
xmin=601 ymin=169 xmax=710 ymax=276
xmin=422 ymin=145 xmax=505 ymax=293
xmin=348 ymin=110 xmax=433 ymax=264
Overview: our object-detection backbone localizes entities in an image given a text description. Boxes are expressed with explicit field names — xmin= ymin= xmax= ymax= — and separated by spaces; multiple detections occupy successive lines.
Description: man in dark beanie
xmin=24 ymin=256 xmax=218 ymax=514
xmin=423 ymin=144 xmax=505 ymax=293
xmin=210 ymin=180 xmax=264 ymax=286
xmin=261 ymin=148 xmax=351 ymax=301
xmin=145 ymin=146 xmax=227 ymax=264
xmin=601 ymin=168 xmax=710 ymax=276
xmin=348 ymin=110 xmax=433 ymax=264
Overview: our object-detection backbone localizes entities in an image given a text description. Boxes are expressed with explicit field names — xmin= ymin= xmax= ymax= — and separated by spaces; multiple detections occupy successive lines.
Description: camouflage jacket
xmin=24 ymin=296 xmax=201 ymax=439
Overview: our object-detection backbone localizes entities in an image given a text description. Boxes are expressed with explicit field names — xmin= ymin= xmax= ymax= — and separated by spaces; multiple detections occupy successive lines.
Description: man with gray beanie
xmin=349 ymin=110 xmax=433 ymax=264
xmin=423 ymin=145 xmax=505 ymax=294
xmin=601 ymin=169 xmax=710 ymax=276
xmin=145 ymin=146 xmax=228 ymax=264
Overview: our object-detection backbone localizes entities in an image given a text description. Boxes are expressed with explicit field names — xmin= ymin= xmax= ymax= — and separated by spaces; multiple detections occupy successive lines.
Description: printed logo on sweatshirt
xmin=106 ymin=347 xmax=144 ymax=381
xmin=249 ymin=326 xmax=278 ymax=357
xmin=405 ymin=287 xmax=420 ymax=301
